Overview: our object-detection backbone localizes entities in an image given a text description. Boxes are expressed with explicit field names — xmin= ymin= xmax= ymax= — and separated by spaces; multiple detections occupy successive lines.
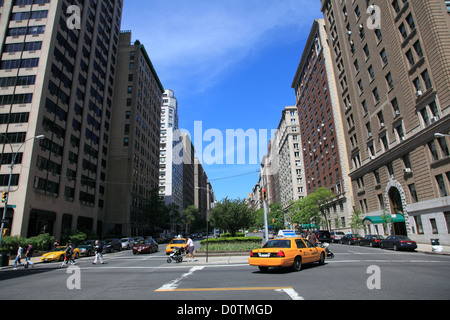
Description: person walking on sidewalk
xmin=185 ymin=236 xmax=197 ymax=262
xmin=13 ymin=245 xmax=24 ymax=270
xmin=24 ymin=243 xmax=34 ymax=268
xmin=92 ymin=240 xmax=104 ymax=264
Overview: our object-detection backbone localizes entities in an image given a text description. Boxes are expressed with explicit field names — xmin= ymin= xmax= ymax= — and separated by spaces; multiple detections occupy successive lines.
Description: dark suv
xmin=315 ymin=230 xmax=331 ymax=243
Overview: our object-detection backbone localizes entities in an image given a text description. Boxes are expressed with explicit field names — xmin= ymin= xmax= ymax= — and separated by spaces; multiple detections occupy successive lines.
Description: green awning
xmin=363 ymin=213 xmax=405 ymax=224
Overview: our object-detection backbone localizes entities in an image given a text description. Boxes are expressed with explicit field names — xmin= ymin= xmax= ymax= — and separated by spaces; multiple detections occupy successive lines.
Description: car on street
xmin=77 ymin=240 xmax=95 ymax=256
xmin=315 ymin=230 xmax=331 ymax=243
xmin=40 ymin=246 xmax=80 ymax=262
xmin=339 ymin=233 xmax=363 ymax=245
xmin=133 ymin=239 xmax=159 ymax=254
xmin=359 ymin=235 xmax=385 ymax=247
xmin=330 ymin=231 xmax=345 ymax=243
xmin=166 ymin=237 xmax=187 ymax=255
xmin=380 ymin=235 xmax=417 ymax=251
xmin=103 ymin=238 xmax=122 ymax=253
xmin=121 ymin=237 xmax=135 ymax=250
xmin=248 ymin=237 xmax=326 ymax=272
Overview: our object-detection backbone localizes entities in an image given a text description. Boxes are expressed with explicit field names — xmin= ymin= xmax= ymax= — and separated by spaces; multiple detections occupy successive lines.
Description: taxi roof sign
xmin=277 ymin=230 xmax=296 ymax=237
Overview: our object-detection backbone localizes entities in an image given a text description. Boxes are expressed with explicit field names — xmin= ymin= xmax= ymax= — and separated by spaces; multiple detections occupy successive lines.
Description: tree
xmin=290 ymin=187 xmax=335 ymax=230
xmin=350 ymin=207 xmax=364 ymax=233
xmin=210 ymin=197 xmax=255 ymax=237
xmin=144 ymin=188 xmax=170 ymax=235
xmin=268 ymin=202 xmax=285 ymax=232
xmin=181 ymin=205 xmax=199 ymax=235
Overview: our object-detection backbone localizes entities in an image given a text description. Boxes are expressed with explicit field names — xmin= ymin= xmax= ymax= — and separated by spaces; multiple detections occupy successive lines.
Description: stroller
xmin=167 ymin=246 xmax=184 ymax=263
xmin=320 ymin=242 xmax=334 ymax=259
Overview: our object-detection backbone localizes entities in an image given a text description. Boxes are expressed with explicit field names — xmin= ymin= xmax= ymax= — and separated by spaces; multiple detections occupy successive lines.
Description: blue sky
xmin=121 ymin=0 xmax=323 ymax=201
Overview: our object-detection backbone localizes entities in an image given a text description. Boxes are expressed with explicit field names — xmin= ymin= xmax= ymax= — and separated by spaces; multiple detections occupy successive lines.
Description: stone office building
xmin=320 ymin=0 xmax=450 ymax=244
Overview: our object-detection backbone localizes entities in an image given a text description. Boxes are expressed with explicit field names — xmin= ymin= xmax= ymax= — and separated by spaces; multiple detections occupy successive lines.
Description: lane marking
xmin=156 ymin=285 xmax=305 ymax=300
xmin=276 ymin=288 xmax=305 ymax=300
xmin=157 ymin=266 xmax=204 ymax=291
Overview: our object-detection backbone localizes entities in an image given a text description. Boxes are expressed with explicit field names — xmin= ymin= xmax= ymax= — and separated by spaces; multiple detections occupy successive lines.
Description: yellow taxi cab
xmin=165 ymin=237 xmax=187 ymax=255
xmin=248 ymin=237 xmax=326 ymax=272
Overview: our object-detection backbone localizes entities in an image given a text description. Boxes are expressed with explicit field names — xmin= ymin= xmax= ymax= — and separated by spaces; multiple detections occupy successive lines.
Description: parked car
xmin=330 ymin=231 xmax=345 ymax=243
xmin=359 ymin=235 xmax=385 ymax=247
xmin=315 ymin=230 xmax=331 ymax=243
xmin=103 ymin=238 xmax=122 ymax=253
xmin=133 ymin=239 xmax=159 ymax=254
xmin=121 ymin=237 xmax=135 ymax=250
xmin=380 ymin=235 xmax=417 ymax=251
xmin=340 ymin=233 xmax=363 ymax=245
xmin=77 ymin=240 xmax=96 ymax=256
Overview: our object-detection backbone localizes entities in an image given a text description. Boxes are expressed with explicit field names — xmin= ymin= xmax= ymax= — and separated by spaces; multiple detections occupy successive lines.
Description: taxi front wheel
xmin=292 ymin=256 xmax=302 ymax=271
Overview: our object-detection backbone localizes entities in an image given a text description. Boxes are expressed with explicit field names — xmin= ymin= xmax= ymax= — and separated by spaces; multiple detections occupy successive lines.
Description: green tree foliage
xmin=290 ymin=187 xmax=335 ymax=230
xmin=210 ymin=197 xmax=255 ymax=237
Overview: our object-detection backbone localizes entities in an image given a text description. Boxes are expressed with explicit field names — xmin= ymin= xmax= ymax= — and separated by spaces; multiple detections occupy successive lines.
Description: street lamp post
xmin=195 ymin=186 xmax=214 ymax=263
xmin=0 ymin=134 xmax=45 ymax=248
xmin=434 ymin=133 xmax=450 ymax=138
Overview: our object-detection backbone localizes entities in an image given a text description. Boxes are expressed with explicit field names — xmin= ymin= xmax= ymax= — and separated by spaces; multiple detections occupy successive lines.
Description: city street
xmin=1 ymin=241 xmax=449 ymax=302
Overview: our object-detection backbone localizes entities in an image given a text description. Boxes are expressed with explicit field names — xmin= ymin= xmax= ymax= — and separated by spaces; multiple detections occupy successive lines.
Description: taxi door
xmin=295 ymin=239 xmax=311 ymax=263
xmin=303 ymin=239 xmax=320 ymax=263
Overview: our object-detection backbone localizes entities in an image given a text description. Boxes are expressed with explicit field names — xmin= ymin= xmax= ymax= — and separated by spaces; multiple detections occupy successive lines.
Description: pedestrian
xmin=13 ymin=245 xmax=24 ymax=270
xmin=61 ymin=243 xmax=75 ymax=267
xmin=185 ymin=236 xmax=196 ymax=262
xmin=92 ymin=240 xmax=104 ymax=264
xmin=53 ymin=239 xmax=59 ymax=249
xmin=310 ymin=232 xmax=318 ymax=246
xmin=24 ymin=243 xmax=34 ymax=268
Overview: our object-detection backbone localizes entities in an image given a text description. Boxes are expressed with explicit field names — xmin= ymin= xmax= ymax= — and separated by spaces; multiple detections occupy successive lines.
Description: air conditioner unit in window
xmin=403 ymin=168 xmax=412 ymax=173
xmin=415 ymin=90 xmax=422 ymax=97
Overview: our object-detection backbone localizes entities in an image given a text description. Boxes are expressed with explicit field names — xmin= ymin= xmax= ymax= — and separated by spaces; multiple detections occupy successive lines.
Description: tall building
xmin=272 ymin=106 xmax=308 ymax=212
xmin=320 ymin=0 xmax=450 ymax=243
xmin=105 ymin=31 xmax=164 ymax=236
xmin=181 ymin=132 xmax=194 ymax=209
xmin=0 ymin=0 xmax=123 ymax=239
xmin=291 ymin=19 xmax=353 ymax=231
xmin=159 ymin=89 xmax=183 ymax=211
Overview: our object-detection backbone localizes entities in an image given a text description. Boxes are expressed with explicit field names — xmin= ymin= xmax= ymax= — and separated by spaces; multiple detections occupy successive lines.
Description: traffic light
xmin=262 ymin=188 xmax=267 ymax=200
xmin=1 ymin=191 xmax=7 ymax=203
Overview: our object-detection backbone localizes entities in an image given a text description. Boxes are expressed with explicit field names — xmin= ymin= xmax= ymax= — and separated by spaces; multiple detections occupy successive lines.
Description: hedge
xmin=200 ymin=236 xmax=261 ymax=245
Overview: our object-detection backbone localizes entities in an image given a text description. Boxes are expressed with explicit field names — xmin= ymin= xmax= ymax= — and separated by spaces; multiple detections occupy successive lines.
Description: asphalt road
xmin=1 ymin=241 xmax=449 ymax=302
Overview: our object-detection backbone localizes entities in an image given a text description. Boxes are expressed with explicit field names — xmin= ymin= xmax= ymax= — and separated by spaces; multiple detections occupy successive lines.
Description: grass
xmin=199 ymin=241 xmax=262 ymax=251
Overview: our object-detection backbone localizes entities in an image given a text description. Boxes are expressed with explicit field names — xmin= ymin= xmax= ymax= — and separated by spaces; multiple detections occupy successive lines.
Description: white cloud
xmin=122 ymin=0 xmax=319 ymax=94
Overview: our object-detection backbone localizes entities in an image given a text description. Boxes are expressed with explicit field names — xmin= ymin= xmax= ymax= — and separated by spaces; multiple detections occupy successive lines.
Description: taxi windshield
xmin=262 ymin=240 xmax=291 ymax=248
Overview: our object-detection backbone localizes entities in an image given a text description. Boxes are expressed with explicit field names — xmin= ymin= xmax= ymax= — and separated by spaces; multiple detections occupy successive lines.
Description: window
xmin=408 ymin=184 xmax=419 ymax=203
xmin=413 ymin=40 xmax=423 ymax=58
xmin=406 ymin=13 xmax=416 ymax=31
xmin=363 ymin=44 xmax=370 ymax=59
xmin=386 ymin=72 xmax=394 ymax=90
xmin=372 ymin=87 xmax=380 ymax=103
xmin=368 ymin=65 xmax=375 ymax=80
xmin=380 ymin=48 xmax=388 ymax=65
xmin=399 ymin=23 xmax=408 ymax=39
xmin=436 ymin=174 xmax=447 ymax=197
xmin=428 ymin=140 xmax=439 ymax=161
xmin=406 ymin=49 xmax=415 ymax=67
xmin=421 ymin=70 xmax=432 ymax=90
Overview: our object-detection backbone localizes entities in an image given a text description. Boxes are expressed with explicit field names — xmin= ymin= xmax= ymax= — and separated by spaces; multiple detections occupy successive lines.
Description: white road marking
xmin=157 ymin=266 xmax=204 ymax=291
xmin=276 ymin=288 xmax=304 ymax=300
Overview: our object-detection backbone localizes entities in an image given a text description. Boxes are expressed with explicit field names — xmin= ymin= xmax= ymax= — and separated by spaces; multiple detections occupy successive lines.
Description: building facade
xmin=181 ymin=132 xmax=194 ymax=209
xmin=0 ymin=0 xmax=124 ymax=239
xmin=272 ymin=106 xmax=308 ymax=212
xmin=159 ymin=89 xmax=183 ymax=210
xmin=320 ymin=0 xmax=450 ymax=243
xmin=105 ymin=31 xmax=164 ymax=236
xmin=292 ymin=19 xmax=354 ymax=231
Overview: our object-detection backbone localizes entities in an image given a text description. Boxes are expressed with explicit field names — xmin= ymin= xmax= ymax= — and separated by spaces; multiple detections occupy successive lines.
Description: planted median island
xmin=198 ymin=235 xmax=262 ymax=252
